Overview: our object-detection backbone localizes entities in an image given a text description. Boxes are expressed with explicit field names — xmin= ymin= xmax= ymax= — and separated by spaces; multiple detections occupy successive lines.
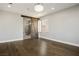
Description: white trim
xmin=0 ymin=38 xmax=23 ymax=43
xmin=40 ymin=36 xmax=79 ymax=47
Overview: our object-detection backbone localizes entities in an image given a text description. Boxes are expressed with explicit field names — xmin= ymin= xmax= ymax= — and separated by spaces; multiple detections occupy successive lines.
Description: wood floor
xmin=0 ymin=38 xmax=79 ymax=56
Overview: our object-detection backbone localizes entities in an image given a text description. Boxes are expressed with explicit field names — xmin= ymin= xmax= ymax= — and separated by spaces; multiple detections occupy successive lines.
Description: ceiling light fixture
xmin=51 ymin=8 xmax=55 ymax=10
xmin=8 ymin=3 xmax=12 ymax=8
xmin=34 ymin=3 xmax=44 ymax=12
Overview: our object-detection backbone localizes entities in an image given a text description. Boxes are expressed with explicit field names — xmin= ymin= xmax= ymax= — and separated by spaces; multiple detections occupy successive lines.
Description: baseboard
xmin=40 ymin=36 xmax=79 ymax=47
xmin=0 ymin=38 xmax=23 ymax=43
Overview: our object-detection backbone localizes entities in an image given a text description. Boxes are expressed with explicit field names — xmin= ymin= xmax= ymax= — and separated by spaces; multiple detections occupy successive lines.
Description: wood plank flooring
xmin=0 ymin=38 xmax=79 ymax=56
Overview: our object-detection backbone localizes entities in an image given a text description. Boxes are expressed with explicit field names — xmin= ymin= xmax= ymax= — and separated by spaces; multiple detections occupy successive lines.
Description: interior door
xmin=31 ymin=18 xmax=38 ymax=39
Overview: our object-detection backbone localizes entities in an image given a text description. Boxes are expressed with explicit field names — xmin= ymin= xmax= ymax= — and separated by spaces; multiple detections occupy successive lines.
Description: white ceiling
xmin=0 ymin=3 xmax=78 ymax=18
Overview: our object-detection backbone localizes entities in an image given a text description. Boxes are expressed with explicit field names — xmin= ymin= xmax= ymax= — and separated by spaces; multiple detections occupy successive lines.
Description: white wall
xmin=0 ymin=10 xmax=23 ymax=42
xmin=40 ymin=5 xmax=79 ymax=46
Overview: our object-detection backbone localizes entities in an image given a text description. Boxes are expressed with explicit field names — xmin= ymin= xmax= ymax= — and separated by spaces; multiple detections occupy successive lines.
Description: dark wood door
xmin=31 ymin=18 xmax=38 ymax=39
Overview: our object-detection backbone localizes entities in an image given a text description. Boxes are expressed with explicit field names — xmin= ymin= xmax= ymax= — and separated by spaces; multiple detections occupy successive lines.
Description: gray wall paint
xmin=40 ymin=5 xmax=79 ymax=45
xmin=0 ymin=10 xmax=23 ymax=41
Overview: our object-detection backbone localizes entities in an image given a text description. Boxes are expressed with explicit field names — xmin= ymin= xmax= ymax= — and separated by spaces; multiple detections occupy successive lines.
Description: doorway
xmin=23 ymin=17 xmax=31 ymax=39
xmin=22 ymin=15 xmax=39 ymax=39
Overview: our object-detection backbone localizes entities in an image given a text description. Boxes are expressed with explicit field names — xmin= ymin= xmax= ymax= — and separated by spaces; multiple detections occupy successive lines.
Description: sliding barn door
xmin=31 ymin=18 xmax=38 ymax=39
xmin=22 ymin=15 xmax=39 ymax=39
